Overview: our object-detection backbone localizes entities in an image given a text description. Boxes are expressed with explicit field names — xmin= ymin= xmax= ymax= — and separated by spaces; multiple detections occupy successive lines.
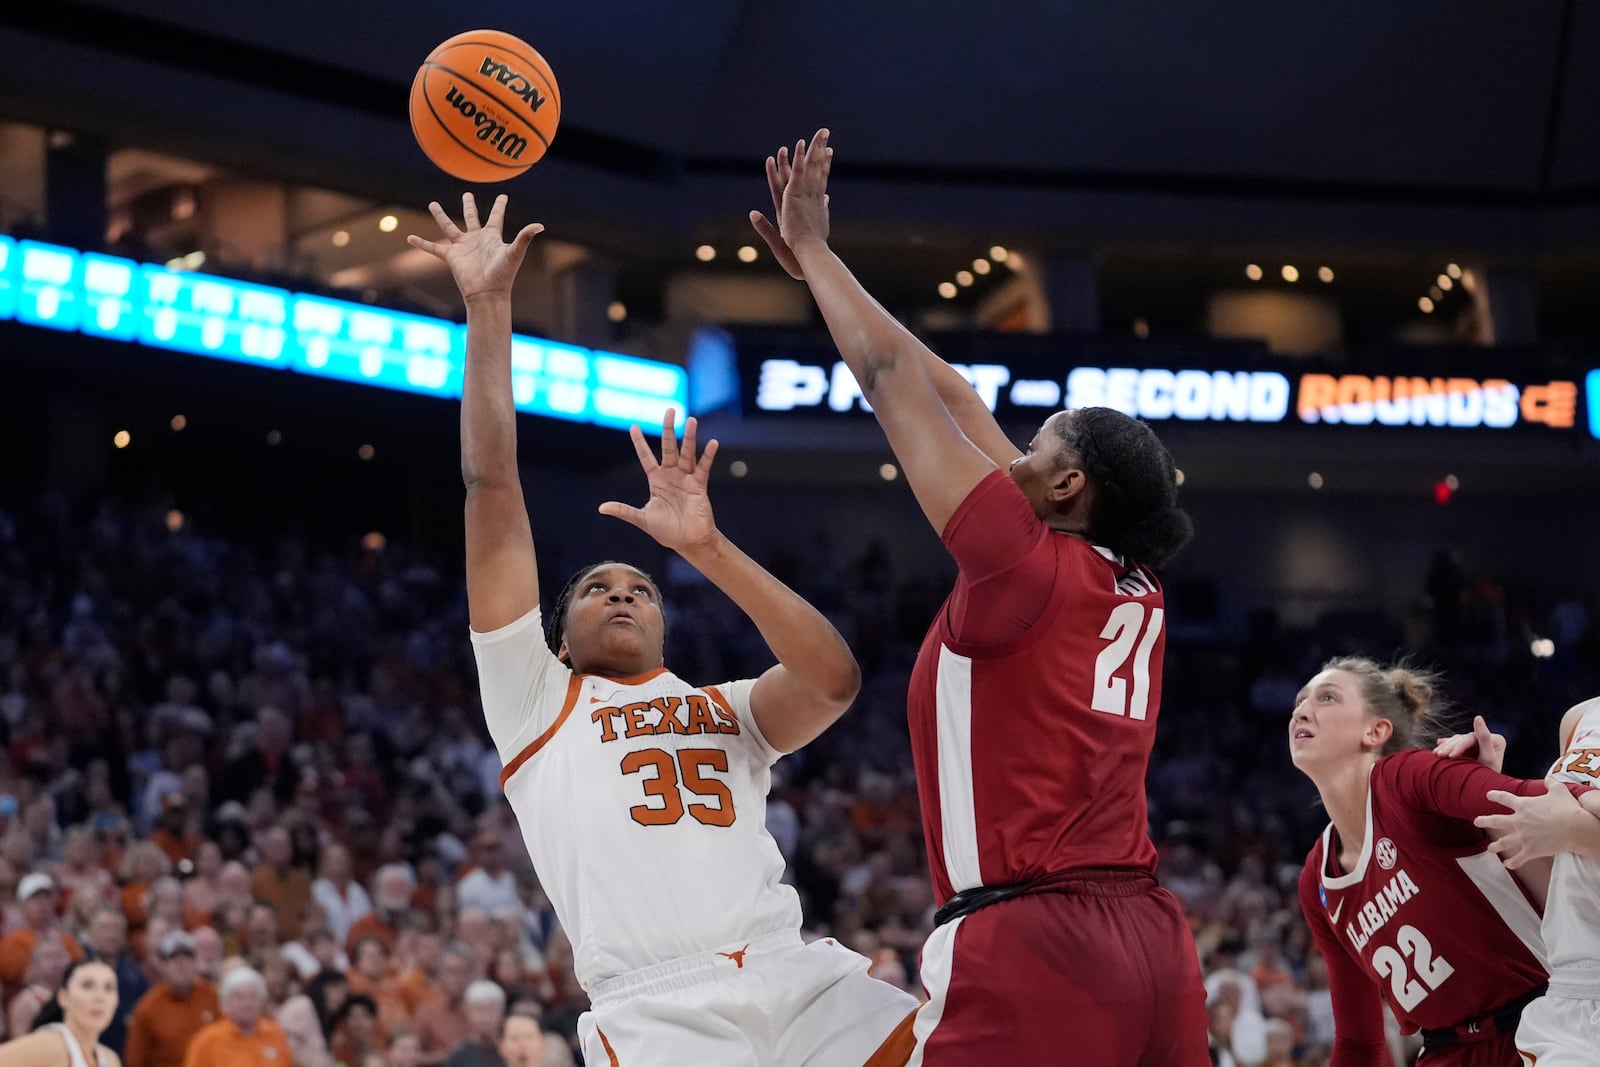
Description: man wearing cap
xmin=0 ymin=873 xmax=85 ymax=992
xmin=183 ymin=965 xmax=290 ymax=1067
xmin=125 ymin=930 xmax=220 ymax=1067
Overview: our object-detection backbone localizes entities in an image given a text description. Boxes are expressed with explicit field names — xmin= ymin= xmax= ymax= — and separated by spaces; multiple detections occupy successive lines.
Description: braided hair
xmin=1051 ymin=407 xmax=1193 ymax=568
xmin=544 ymin=561 xmax=664 ymax=660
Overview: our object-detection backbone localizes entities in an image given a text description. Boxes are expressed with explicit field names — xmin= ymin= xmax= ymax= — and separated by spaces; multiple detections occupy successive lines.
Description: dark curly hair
xmin=544 ymin=561 xmax=664 ymax=659
xmin=1051 ymin=407 xmax=1193 ymax=568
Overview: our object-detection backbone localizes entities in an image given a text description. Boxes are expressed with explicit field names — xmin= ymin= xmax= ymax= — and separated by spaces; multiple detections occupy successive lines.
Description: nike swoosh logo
xmin=1329 ymin=899 xmax=1344 ymax=924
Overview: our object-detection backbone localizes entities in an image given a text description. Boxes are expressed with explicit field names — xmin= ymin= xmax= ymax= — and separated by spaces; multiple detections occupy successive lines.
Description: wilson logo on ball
xmin=442 ymin=85 xmax=530 ymax=161
xmin=478 ymin=57 xmax=547 ymax=111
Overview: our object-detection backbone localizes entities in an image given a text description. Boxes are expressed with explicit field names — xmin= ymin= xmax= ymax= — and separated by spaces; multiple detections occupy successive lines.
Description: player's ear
xmin=556 ymin=638 xmax=571 ymax=665
xmin=1365 ymin=716 xmax=1394 ymax=750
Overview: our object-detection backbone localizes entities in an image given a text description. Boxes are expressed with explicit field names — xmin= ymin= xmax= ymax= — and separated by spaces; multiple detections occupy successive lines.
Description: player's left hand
xmin=775 ymin=128 xmax=833 ymax=252
xmin=750 ymin=144 xmax=808 ymax=280
xmin=1476 ymin=782 xmax=1585 ymax=868
xmin=1433 ymin=715 xmax=1506 ymax=772
xmin=599 ymin=409 xmax=720 ymax=553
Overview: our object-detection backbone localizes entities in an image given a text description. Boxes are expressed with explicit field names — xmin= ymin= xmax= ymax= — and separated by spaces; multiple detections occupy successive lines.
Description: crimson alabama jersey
xmin=906 ymin=470 xmax=1164 ymax=905
xmin=1298 ymin=749 xmax=1563 ymax=1042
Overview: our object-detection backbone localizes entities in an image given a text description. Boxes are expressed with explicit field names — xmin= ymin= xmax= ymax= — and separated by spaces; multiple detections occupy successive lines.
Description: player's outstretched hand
xmin=1476 ymin=782 xmax=1585 ymax=868
xmin=408 ymin=192 xmax=543 ymax=303
xmin=769 ymin=129 xmax=833 ymax=255
xmin=1433 ymin=715 xmax=1506 ymax=772
xmin=599 ymin=409 xmax=721 ymax=554
xmin=750 ymin=143 xmax=808 ymax=280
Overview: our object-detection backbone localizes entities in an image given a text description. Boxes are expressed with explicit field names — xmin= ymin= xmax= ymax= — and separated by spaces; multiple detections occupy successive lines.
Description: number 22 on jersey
xmin=620 ymin=748 xmax=736 ymax=828
xmin=1371 ymin=924 xmax=1454 ymax=1011
xmin=1092 ymin=603 xmax=1164 ymax=720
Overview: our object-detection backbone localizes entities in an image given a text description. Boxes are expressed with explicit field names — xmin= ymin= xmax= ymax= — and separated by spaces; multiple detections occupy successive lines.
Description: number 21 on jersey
xmin=1092 ymin=603 xmax=1164 ymax=720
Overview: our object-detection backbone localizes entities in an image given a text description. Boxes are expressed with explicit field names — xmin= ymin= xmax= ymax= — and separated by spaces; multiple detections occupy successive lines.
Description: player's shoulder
xmin=1560 ymin=697 xmax=1600 ymax=751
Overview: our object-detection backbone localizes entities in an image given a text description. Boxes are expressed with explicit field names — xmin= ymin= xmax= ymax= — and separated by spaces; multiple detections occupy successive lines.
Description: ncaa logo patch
xmin=1375 ymin=837 xmax=1398 ymax=870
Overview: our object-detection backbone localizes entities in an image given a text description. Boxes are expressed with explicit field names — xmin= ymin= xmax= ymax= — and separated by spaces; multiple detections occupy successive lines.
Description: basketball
xmin=409 ymin=30 xmax=561 ymax=182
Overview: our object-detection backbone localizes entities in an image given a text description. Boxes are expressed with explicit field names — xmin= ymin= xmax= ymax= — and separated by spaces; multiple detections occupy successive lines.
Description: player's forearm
xmin=677 ymin=532 xmax=860 ymax=706
xmin=792 ymin=237 xmax=933 ymax=407
xmin=461 ymin=292 xmax=520 ymax=489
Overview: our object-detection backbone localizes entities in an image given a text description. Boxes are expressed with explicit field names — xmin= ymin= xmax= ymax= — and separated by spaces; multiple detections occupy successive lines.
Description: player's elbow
xmin=817 ymin=658 xmax=862 ymax=711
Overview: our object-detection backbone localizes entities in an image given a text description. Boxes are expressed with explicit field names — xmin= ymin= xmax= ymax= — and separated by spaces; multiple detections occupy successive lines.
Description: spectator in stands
xmin=82 ymin=907 xmax=144 ymax=1055
xmin=118 ymin=845 xmax=171 ymax=938
xmin=443 ymin=980 xmax=504 ymax=1067
xmin=455 ymin=833 xmax=517 ymax=918
xmin=124 ymin=931 xmax=219 ymax=1067
xmin=186 ymin=929 xmax=222 ymax=986
xmin=329 ymin=992 xmax=381 ymax=1066
xmin=148 ymin=796 xmax=200 ymax=869
xmin=345 ymin=936 xmax=405 ymax=1030
xmin=179 ymin=843 xmax=223 ymax=922
xmin=0 ymin=874 xmax=83 ymax=991
xmin=413 ymin=944 xmax=476 ymax=1066
xmin=8 ymin=936 xmax=72 ymax=1037
xmin=386 ymin=1028 xmax=423 ymax=1067
xmin=310 ymin=843 xmax=370 ymax=948
xmin=249 ymin=827 xmax=312 ymax=943
xmin=181 ymin=966 xmax=290 ymax=1067
xmin=345 ymin=865 xmax=413 ymax=954
xmin=497 ymin=1012 xmax=544 ymax=1067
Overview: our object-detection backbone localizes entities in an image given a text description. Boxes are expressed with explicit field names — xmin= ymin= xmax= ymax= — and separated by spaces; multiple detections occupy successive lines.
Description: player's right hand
xmin=407 ymin=192 xmax=544 ymax=303
xmin=1433 ymin=714 xmax=1506 ymax=772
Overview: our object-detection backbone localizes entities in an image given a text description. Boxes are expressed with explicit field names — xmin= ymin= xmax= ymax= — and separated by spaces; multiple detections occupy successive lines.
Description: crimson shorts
xmin=904 ymin=873 xmax=1209 ymax=1066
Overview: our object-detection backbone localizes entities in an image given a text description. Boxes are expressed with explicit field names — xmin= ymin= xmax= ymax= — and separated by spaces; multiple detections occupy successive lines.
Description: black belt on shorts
xmin=1420 ymin=983 xmax=1547 ymax=1048
xmin=933 ymin=867 xmax=1156 ymax=927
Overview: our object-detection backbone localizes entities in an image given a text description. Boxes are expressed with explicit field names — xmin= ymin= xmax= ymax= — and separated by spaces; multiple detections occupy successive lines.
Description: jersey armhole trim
xmin=499 ymin=675 xmax=583 ymax=789
xmin=705 ymin=684 xmax=780 ymax=761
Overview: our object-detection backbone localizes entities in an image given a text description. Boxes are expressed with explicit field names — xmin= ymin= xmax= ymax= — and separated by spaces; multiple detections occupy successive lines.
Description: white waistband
xmin=1546 ymin=977 xmax=1600 ymax=1001
xmin=587 ymin=928 xmax=803 ymax=1006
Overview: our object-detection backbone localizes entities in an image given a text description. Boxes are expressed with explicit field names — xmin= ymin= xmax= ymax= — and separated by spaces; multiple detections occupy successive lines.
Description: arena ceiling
xmin=6 ymin=0 xmax=1600 ymax=259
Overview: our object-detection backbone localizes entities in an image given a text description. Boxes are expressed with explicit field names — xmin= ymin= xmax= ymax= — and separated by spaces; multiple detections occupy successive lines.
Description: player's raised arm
xmin=599 ymin=412 xmax=860 ymax=752
xmin=749 ymin=146 xmax=1021 ymax=472
xmin=762 ymin=130 xmax=1004 ymax=534
xmin=409 ymin=193 xmax=546 ymax=633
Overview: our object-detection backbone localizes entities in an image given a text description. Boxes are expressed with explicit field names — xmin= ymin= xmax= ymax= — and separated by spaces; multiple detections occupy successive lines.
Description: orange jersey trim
xmin=500 ymin=675 xmax=583 ymax=788
xmin=582 ymin=666 xmax=669 ymax=687
xmin=863 ymin=1006 xmax=921 ymax=1066
xmin=597 ymin=1026 xmax=621 ymax=1065
xmin=704 ymin=685 xmax=735 ymax=717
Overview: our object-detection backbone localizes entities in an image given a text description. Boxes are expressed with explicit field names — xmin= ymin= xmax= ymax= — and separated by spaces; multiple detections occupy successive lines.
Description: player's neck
xmin=1317 ymin=760 xmax=1375 ymax=868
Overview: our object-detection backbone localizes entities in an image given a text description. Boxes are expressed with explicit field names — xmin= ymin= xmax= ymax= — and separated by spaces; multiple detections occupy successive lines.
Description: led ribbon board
xmin=749 ymin=354 xmax=1590 ymax=433
xmin=1 ymin=239 xmax=686 ymax=430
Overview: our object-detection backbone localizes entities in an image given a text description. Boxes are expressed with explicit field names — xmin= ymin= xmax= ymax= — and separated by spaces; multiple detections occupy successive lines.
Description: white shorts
xmin=1516 ymin=992 xmax=1600 ymax=1067
xmin=577 ymin=929 xmax=919 ymax=1067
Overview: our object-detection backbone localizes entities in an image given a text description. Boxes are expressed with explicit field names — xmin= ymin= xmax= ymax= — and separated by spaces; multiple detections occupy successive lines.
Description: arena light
xmin=972 ymin=258 xmax=991 ymax=275
xmin=695 ymin=245 xmax=716 ymax=262
xmin=1317 ymin=267 xmax=1335 ymax=283
xmin=1530 ymin=637 xmax=1555 ymax=658
xmin=1245 ymin=264 xmax=1263 ymax=281
xmin=1281 ymin=265 xmax=1299 ymax=283
xmin=737 ymin=245 xmax=758 ymax=263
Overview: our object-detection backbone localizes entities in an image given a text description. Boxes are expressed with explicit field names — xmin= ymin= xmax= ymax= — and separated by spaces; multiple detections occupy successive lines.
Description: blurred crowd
xmin=0 ymin=491 xmax=1594 ymax=1066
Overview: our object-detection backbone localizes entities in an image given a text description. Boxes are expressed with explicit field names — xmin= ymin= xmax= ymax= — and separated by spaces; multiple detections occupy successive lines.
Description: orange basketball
xmin=409 ymin=30 xmax=561 ymax=182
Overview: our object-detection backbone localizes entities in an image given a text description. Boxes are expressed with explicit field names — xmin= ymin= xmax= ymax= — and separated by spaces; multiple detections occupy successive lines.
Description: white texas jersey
xmin=1545 ymin=698 xmax=1600 ymax=992
xmin=471 ymin=606 xmax=801 ymax=990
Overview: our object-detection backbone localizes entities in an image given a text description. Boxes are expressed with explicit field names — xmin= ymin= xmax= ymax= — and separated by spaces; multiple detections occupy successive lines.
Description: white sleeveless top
xmin=51 ymin=1024 xmax=112 ymax=1067
xmin=1544 ymin=699 xmax=1600 ymax=995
